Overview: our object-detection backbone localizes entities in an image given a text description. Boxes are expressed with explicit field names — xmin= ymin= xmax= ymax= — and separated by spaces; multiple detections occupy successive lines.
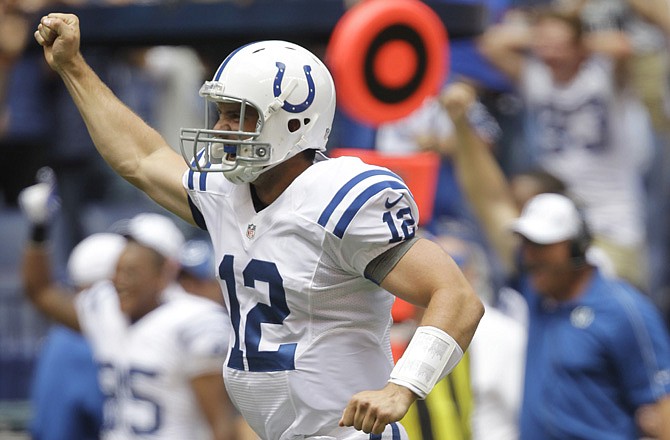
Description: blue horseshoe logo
xmin=273 ymin=62 xmax=315 ymax=113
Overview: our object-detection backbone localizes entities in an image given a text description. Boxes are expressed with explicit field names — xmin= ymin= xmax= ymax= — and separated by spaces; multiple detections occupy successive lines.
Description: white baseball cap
xmin=124 ymin=213 xmax=185 ymax=261
xmin=510 ymin=193 xmax=582 ymax=244
xmin=67 ymin=233 xmax=127 ymax=288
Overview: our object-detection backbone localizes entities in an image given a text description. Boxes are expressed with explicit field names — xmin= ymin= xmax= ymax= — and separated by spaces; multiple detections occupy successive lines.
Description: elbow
xmin=449 ymin=281 xmax=486 ymax=340
xmin=115 ymin=157 xmax=141 ymax=183
xmin=469 ymin=288 xmax=486 ymax=326
xmin=461 ymin=282 xmax=486 ymax=337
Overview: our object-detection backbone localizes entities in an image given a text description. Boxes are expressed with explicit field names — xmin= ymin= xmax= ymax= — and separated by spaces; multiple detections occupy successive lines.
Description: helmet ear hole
xmin=288 ymin=118 xmax=301 ymax=133
xmin=304 ymin=118 xmax=311 ymax=125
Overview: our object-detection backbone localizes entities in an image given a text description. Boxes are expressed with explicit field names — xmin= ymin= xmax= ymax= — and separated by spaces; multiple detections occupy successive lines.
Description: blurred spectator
xmin=30 ymin=232 xmax=126 ymax=440
xmin=445 ymin=80 xmax=670 ymax=439
xmin=478 ymin=6 xmax=653 ymax=291
xmin=556 ymin=0 xmax=670 ymax=330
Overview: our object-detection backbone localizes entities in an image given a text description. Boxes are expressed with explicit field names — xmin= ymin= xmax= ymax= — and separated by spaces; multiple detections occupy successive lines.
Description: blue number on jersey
xmin=382 ymin=206 xmax=416 ymax=243
xmin=128 ymin=368 xmax=162 ymax=435
xmin=97 ymin=363 xmax=162 ymax=434
xmin=220 ymin=255 xmax=297 ymax=372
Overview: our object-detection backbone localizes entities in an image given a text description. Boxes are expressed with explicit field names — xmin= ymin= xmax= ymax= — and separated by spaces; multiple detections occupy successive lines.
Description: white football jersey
xmin=184 ymin=156 xmax=418 ymax=440
xmin=75 ymin=282 xmax=229 ymax=440
xmin=521 ymin=55 xmax=649 ymax=246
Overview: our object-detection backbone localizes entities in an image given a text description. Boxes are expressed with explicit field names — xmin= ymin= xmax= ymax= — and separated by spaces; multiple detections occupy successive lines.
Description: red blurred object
xmin=329 ymin=148 xmax=440 ymax=225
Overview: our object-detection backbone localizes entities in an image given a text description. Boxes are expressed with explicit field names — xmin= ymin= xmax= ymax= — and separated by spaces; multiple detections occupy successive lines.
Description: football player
xmin=34 ymin=13 xmax=484 ymax=439
xmin=20 ymin=194 xmax=238 ymax=440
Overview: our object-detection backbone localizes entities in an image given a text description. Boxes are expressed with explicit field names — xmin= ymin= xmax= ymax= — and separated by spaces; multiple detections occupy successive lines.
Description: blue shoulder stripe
xmin=318 ymin=169 xmax=401 ymax=227
xmin=199 ymin=162 xmax=210 ymax=191
xmin=333 ymin=180 xmax=408 ymax=238
xmin=187 ymin=150 xmax=206 ymax=191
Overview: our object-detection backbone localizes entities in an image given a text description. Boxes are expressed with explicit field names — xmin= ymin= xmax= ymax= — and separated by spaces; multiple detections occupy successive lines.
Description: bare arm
xmin=34 ymin=13 xmax=194 ymax=223
xmin=442 ymin=82 xmax=520 ymax=275
xmin=340 ymin=238 xmax=484 ymax=434
xmin=583 ymin=29 xmax=632 ymax=88
xmin=657 ymin=395 xmax=670 ymax=440
xmin=477 ymin=21 xmax=532 ymax=84
xmin=381 ymin=238 xmax=483 ymax=350
xmin=22 ymin=242 xmax=80 ymax=331
xmin=190 ymin=373 xmax=240 ymax=440
xmin=636 ymin=395 xmax=670 ymax=440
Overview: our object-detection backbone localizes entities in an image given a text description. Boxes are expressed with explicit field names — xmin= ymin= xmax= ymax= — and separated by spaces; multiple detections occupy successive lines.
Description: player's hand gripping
xmin=339 ymin=382 xmax=416 ymax=435
xmin=33 ymin=13 xmax=81 ymax=73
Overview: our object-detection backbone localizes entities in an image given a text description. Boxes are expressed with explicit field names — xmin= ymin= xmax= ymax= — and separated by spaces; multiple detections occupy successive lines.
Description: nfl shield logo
xmin=246 ymin=223 xmax=256 ymax=239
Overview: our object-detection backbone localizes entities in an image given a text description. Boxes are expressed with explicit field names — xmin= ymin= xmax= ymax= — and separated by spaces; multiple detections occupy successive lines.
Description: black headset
xmin=569 ymin=206 xmax=592 ymax=264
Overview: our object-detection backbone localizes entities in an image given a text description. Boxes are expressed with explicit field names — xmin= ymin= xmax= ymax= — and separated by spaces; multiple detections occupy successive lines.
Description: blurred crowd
xmin=1 ymin=0 xmax=670 ymax=438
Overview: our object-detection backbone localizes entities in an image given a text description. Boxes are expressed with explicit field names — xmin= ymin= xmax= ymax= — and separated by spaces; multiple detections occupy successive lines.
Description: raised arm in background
xmin=20 ymin=182 xmax=81 ymax=330
xmin=440 ymin=82 xmax=519 ymax=275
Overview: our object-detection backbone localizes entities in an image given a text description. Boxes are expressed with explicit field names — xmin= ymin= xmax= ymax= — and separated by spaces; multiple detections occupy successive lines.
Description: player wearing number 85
xmin=33 ymin=12 xmax=484 ymax=439
xmin=21 ymin=210 xmax=238 ymax=440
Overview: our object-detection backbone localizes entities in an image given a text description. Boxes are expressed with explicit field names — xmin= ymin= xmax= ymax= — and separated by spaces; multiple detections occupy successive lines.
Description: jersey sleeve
xmin=318 ymin=165 xmax=420 ymax=276
xmin=176 ymin=303 xmax=229 ymax=378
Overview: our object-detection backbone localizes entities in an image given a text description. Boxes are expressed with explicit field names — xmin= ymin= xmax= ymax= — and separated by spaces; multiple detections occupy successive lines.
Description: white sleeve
xmin=321 ymin=168 xmax=420 ymax=276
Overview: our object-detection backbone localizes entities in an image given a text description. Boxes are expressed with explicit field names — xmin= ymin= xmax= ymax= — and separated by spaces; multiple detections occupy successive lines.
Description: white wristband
xmin=388 ymin=326 xmax=463 ymax=399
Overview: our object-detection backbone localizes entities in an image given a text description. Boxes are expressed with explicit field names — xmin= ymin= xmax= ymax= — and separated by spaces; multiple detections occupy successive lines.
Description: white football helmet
xmin=180 ymin=40 xmax=336 ymax=184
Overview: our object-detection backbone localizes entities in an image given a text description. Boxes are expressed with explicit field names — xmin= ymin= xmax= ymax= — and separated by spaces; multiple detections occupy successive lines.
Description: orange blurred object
xmin=326 ymin=0 xmax=449 ymax=126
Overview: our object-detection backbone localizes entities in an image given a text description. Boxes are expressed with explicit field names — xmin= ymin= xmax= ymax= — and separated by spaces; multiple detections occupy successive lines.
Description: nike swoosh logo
xmin=384 ymin=194 xmax=404 ymax=209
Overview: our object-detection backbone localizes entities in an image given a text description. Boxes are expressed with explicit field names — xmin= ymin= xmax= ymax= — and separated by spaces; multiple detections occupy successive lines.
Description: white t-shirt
xmin=184 ymin=156 xmax=418 ymax=439
xmin=470 ymin=305 xmax=526 ymax=440
xmin=521 ymin=56 xmax=651 ymax=246
xmin=75 ymin=282 xmax=229 ymax=440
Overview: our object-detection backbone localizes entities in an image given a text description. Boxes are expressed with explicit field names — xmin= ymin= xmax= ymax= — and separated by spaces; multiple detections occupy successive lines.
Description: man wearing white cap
xmin=512 ymin=193 xmax=670 ymax=439
xmin=20 ymin=185 xmax=239 ymax=440
xmin=443 ymin=83 xmax=670 ymax=439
